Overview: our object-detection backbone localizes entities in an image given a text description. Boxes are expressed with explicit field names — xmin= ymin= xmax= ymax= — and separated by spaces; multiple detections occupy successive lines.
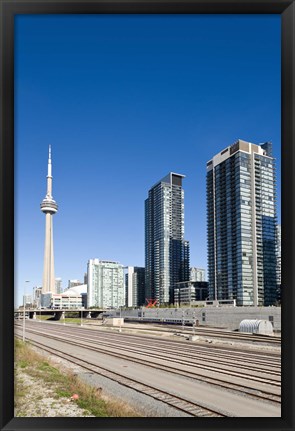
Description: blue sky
xmin=14 ymin=14 xmax=281 ymax=306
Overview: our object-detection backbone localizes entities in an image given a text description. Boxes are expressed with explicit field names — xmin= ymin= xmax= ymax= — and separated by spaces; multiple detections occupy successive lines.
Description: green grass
xmin=35 ymin=315 xmax=54 ymax=321
xmin=55 ymin=389 xmax=71 ymax=398
xmin=35 ymin=316 xmax=84 ymax=324
xmin=59 ymin=318 xmax=83 ymax=324
xmin=19 ymin=360 xmax=28 ymax=368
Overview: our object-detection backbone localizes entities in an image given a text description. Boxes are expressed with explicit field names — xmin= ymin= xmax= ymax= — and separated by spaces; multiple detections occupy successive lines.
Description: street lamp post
xmin=33 ymin=286 xmax=36 ymax=308
xmin=22 ymin=280 xmax=30 ymax=342
xmin=193 ymin=310 xmax=196 ymax=336
xmin=119 ymin=306 xmax=122 ymax=333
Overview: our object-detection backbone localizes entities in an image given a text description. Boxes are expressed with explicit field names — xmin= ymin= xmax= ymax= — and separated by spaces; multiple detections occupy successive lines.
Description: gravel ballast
xmin=15 ymin=367 xmax=94 ymax=417
xmin=17 ymin=344 xmax=189 ymax=417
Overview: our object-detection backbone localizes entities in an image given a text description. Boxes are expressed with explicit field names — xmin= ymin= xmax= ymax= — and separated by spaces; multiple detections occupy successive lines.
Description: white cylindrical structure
xmin=239 ymin=319 xmax=274 ymax=335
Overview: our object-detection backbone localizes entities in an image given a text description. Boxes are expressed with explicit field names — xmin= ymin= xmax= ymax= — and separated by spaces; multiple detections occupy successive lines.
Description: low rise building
xmin=174 ymin=281 xmax=209 ymax=306
xmin=41 ymin=285 xmax=87 ymax=309
xmin=190 ymin=267 xmax=206 ymax=282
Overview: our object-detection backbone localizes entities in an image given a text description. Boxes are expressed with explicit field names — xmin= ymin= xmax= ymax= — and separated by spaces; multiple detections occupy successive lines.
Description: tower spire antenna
xmin=47 ymin=145 xmax=52 ymax=179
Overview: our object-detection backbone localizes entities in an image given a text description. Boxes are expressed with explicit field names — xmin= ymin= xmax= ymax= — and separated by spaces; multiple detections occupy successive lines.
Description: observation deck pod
xmin=40 ymin=199 xmax=58 ymax=214
xmin=239 ymin=319 xmax=274 ymax=336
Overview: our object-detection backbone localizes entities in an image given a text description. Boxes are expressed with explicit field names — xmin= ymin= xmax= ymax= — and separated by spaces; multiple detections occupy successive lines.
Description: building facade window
xmin=87 ymin=259 xmax=124 ymax=308
xmin=206 ymin=140 xmax=277 ymax=306
xmin=145 ymin=173 xmax=190 ymax=305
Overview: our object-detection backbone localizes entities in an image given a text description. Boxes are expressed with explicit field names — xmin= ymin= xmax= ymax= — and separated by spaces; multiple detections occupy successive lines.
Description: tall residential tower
xmin=276 ymin=224 xmax=281 ymax=303
xmin=125 ymin=266 xmax=145 ymax=307
xmin=87 ymin=259 xmax=125 ymax=308
xmin=206 ymin=140 xmax=277 ymax=306
xmin=145 ymin=172 xmax=190 ymax=305
xmin=40 ymin=146 xmax=58 ymax=294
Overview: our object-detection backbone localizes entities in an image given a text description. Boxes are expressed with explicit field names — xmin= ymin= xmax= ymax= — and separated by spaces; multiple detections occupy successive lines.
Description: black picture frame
xmin=0 ymin=1 xmax=294 ymax=430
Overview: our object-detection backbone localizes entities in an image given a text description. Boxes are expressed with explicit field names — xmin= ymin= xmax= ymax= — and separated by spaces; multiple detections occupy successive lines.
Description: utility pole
xmin=119 ymin=306 xmax=122 ymax=333
xmin=22 ymin=280 xmax=30 ymax=342
xmin=193 ymin=310 xmax=196 ymax=335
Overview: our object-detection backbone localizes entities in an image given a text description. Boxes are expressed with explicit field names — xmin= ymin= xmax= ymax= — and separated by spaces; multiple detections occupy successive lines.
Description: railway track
xmin=54 ymin=327 xmax=281 ymax=373
xmin=15 ymin=333 xmax=226 ymax=417
xmin=17 ymin=321 xmax=280 ymax=366
xmin=23 ymin=325 xmax=280 ymax=379
xmin=22 ymin=316 xmax=281 ymax=345
xmin=123 ymin=320 xmax=281 ymax=345
xmin=19 ymin=320 xmax=281 ymax=357
xmin=15 ymin=323 xmax=281 ymax=405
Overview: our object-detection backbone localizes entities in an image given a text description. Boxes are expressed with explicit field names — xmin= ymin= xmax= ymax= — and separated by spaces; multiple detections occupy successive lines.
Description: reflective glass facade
xmin=125 ymin=266 xmax=145 ymax=307
xmin=276 ymin=224 xmax=281 ymax=303
xmin=145 ymin=173 xmax=190 ymax=305
xmin=207 ymin=140 xmax=277 ymax=306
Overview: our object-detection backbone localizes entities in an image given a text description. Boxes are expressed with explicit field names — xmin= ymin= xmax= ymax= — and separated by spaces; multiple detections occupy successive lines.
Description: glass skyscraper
xmin=145 ymin=172 xmax=190 ymax=305
xmin=276 ymin=224 xmax=281 ymax=303
xmin=125 ymin=266 xmax=145 ymax=307
xmin=206 ymin=140 xmax=277 ymax=306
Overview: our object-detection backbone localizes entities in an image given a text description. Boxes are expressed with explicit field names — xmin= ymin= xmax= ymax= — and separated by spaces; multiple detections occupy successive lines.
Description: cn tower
xmin=40 ymin=146 xmax=58 ymax=294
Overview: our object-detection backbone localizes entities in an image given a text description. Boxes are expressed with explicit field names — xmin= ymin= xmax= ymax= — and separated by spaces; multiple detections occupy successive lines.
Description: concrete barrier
xmin=103 ymin=317 xmax=124 ymax=327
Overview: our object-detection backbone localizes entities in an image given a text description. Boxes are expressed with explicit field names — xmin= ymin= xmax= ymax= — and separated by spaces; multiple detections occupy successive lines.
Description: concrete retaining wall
xmin=112 ymin=306 xmax=281 ymax=331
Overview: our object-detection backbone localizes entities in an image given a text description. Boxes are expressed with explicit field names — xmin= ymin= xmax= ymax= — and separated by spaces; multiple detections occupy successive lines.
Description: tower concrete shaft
xmin=40 ymin=146 xmax=58 ymax=294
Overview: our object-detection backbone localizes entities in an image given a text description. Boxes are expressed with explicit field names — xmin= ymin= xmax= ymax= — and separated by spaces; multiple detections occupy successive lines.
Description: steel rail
xmin=122 ymin=320 xmax=281 ymax=343
xmin=18 ymin=322 xmax=281 ymax=372
xmin=23 ymin=323 xmax=281 ymax=377
xmin=55 ymin=327 xmax=281 ymax=372
xmin=18 ymin=321 xmax=281 ymax=361
xmin=16 ymin=326 xmax=281 ymax=404
xmin=15 ymin=334 xmax=226 ymax=418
